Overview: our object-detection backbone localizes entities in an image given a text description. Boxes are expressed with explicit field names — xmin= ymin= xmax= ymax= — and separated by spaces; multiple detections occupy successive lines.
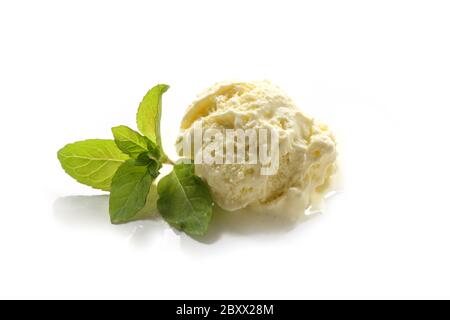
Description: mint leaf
xmin=145 ymin=139 xmax=162 ymax=161
xmin=112 ymin=125 xmax=162 ymax=164
xmin=112 ymin=125 xmax=150 ymax=158
xmin=157 ymin=161 xmax=213 ymax=237
xmin=136 ymin=84 xmax=169 ymax=159
xmin=57 ymin=139 xmax=129 ymax=191
xmin=109 ymin=159 xmax=160 ymax=224
xmin=132 ymin=182 xmax=159 ymax=221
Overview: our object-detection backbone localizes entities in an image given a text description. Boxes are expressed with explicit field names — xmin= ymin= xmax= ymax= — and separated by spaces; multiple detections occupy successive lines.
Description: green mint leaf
xmin=109 ymin=159 xmax=160 ymax=224
xmin=111 ymin=125 xmax=151 ymax=158
xmin=157 ymin=161 xmax=213 ymax=237
xmin=57 ymin=139 xmax=129 ymax=191
xmin=132 ymin=182 xmax=159 ymax=221
xmin=145 ymin=139 xmax=162 ymax=161
xmin=136 ymin=84 xmax=169 ymax=159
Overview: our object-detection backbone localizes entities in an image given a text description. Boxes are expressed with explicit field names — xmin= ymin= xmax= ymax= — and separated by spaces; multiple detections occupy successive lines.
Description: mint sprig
xmin=57 ymin=84 xmax=214 ymax=237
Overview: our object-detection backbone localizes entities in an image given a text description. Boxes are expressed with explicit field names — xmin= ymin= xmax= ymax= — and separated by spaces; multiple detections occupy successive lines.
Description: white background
xmin=1 ymin=0 xmax=449 ymax=299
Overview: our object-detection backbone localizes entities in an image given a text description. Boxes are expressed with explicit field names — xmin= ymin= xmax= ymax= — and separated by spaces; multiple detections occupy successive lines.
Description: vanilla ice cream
xmin=177 ymin=81 xmax=337 ymax=218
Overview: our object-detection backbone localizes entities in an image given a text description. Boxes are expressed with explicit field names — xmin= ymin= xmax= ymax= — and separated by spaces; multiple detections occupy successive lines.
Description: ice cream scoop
xmin=177 ymin=81 xmax=337 ymax=218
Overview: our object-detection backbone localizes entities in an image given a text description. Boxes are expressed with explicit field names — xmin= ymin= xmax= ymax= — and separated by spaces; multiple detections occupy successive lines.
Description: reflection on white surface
xmin=53 ymin=195 xmax=110 ymax=227
xmin=199 ymin=206 xmax=313 ymax=243
xmin=53 ymin=195 xmax=317 ymax=246
xmin=53 ymin=195 xmax=168 ymax=247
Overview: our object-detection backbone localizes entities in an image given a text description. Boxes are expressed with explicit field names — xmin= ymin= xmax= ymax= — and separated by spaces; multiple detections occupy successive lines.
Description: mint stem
xmin=165 ymin=158 xmax=175 ymax=165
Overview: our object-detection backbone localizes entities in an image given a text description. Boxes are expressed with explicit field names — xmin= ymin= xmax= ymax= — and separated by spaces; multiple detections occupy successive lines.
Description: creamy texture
xmin=177 ymin=81 xmax=337 ymax=218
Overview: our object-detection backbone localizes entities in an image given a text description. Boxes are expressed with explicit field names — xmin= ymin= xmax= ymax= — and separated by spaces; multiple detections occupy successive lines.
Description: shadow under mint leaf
xmin=52 ymin=195 xmax=165 ymax=244
xmin=53 ymin=195 xmax=111 ymax=227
